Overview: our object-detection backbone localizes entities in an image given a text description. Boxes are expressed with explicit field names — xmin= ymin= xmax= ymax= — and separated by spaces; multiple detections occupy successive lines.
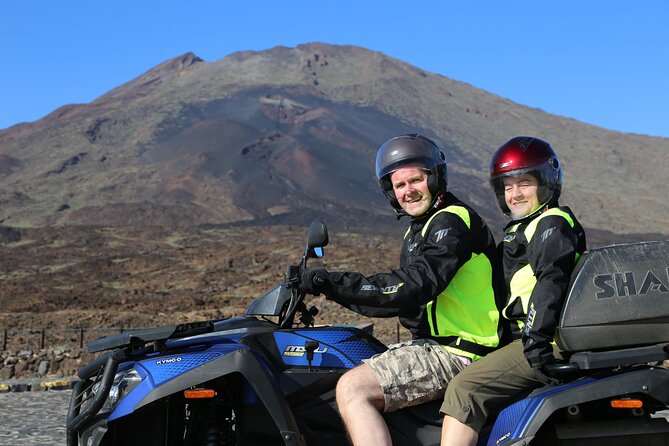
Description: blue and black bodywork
xmin=67 ymin=316 xmax=387 ymax=446
xmin=67 ymin=221 xmax=669 ymax=446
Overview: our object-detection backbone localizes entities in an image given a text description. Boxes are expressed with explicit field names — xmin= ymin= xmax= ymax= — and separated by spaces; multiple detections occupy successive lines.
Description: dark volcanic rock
xmin=0 ymin=226 xmax=20 ymax=243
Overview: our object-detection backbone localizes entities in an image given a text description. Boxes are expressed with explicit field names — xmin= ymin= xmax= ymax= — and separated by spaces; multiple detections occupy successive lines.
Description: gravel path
xmin=0 ymin=390 xmax=71 ymax=445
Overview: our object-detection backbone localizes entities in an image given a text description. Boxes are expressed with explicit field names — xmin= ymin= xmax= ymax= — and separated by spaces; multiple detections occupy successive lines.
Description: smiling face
xmin=390 ymin=167 xmax=432 ymax=217
xmin=503 ymin=173 xmax=541 ymax=220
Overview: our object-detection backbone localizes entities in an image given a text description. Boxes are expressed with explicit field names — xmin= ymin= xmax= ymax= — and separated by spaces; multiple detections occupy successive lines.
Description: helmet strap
xmin=431 ymin=193 xmax=445 ymax=210
xmin=510 ymin=199 xmax=554 ymax=222
xmin=394 ymin=208 xmax=408 ymax=220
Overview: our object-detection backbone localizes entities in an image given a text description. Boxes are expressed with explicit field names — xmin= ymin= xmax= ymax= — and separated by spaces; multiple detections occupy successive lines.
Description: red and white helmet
xmin=489 ymin=136 xmax=562 ymax=218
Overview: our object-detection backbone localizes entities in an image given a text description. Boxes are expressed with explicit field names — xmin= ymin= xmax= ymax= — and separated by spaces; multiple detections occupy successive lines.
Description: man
xmin=440 ymin=136 xmax=586 ymax=445
xmin=300 ymin=134 xmax=508 ymax=445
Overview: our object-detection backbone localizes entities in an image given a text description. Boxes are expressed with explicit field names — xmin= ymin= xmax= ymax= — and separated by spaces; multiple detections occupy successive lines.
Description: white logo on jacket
xmin=361 ymin=283 xmax=405 ymax=294
xmin=540 ymin=227 xmax=556 ymax=242
xmin=434 ymin=228 xmax=450 ymax=242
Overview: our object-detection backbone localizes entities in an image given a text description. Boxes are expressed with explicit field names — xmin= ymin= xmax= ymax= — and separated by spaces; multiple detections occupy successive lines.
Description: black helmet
xmin=489 ymin=136 xmax=562 ymax=219
xmin=375 ymin=134 xmax=447 ymax=211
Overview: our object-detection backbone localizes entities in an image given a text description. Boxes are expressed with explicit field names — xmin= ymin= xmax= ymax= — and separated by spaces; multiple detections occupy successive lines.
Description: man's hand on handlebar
xmin=299 ymin=267 xmax=331 ymax=295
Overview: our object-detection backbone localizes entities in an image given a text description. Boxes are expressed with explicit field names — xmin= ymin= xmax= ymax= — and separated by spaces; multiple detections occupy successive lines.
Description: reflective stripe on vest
xmin=424 ymin=206 xmax=500 ymax=360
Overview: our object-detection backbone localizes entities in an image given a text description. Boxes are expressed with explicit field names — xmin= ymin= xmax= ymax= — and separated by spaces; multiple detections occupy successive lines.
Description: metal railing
xmin=0 ymin=327 xmax=129 ymax=351
xmin=1 ymin=322 xmax=411 ymax=351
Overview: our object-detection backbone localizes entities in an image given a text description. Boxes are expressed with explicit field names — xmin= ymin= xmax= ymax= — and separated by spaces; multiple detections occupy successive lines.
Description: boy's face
xmin=391 ymin=167 xmax=432 ymax=217
xmin=503 ymin=173 xmax=540 ymax=219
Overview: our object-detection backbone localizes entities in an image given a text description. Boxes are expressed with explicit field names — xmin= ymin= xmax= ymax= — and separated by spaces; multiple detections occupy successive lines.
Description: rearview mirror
xmin=306 ymin=220 xmax=329 ymax=259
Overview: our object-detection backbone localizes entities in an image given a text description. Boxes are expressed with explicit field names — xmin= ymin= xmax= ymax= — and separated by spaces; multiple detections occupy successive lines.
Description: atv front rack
xmin=66 ymin=348 xmax=127 ymax=446
xmin=87 ymin=320 xmax=215 ymax=352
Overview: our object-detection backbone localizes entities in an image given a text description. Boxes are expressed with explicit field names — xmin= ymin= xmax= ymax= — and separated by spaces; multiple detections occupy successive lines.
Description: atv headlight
xmin=106 ymin=368 xmax=142 ymax=411
xmin=88 ymin=368 xmax=143 ymax=413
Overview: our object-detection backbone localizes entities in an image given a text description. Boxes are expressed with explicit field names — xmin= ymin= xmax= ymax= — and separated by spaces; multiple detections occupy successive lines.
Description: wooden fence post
xmin=79 ymin=327 xmax=85 ymax=348
xmin=40 ymin=329 xmax=46 ymax=349
xmin=2 ymin=329 xmax=7 ymax=350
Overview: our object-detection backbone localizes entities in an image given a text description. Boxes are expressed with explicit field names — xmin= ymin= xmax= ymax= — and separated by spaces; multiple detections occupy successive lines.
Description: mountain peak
xmin=154 ymin=52 xmax=205 ymax=73
xmin=96 ymin=52 xmax=205 ymax=102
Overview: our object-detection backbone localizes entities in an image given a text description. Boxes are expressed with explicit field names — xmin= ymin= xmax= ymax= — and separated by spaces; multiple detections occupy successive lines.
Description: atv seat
xmin=546 ymin=343 xmax=669 ymax=377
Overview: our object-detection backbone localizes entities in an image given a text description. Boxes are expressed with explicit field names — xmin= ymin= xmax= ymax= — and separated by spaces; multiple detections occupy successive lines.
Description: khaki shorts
xmin=363 ymin=339 xmax=468 ymax=412
xmin=440 ymin=339 xmax=561 ymax=432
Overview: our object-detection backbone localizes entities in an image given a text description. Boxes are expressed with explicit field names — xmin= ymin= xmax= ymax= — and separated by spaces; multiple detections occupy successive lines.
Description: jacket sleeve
xmin=325 ymin=211 xmax=474 ymax=310
xmin=330 ymin=300 xmax=401 ymax=318
xmin=522 ymin=215 xmax=580 ymax=368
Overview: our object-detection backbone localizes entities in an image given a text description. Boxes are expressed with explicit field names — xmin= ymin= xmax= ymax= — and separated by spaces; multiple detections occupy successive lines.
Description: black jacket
xmin=501 ymin=205 xmax=586 ymax=368
xmin=326 ymin=191 xmax=507 ymax=343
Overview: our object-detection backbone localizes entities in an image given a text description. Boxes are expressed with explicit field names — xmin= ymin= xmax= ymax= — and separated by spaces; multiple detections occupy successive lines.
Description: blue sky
xmin=1 ymin=1 xmax=667 ymax=136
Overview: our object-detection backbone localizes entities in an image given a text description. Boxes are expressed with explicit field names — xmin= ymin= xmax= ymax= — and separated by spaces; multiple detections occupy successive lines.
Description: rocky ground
xmin=0 ymin=389 xmax=71 ymax=445
xmin=0 ymin=348 xmax=87 ymax=380
xmin=0 ymin=224 xmax=410 ymax=378
xmin=1 ymin=221 xmax=661 ymax=379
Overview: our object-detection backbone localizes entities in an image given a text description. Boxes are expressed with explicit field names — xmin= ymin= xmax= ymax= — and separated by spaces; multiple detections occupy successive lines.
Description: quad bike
xmin=66 ymin=221 xmax=669 ymax=445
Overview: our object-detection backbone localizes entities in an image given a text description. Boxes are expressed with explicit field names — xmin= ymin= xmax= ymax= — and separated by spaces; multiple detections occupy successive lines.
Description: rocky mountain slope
xmin=0 ymin=43 xmax=667 ymax=239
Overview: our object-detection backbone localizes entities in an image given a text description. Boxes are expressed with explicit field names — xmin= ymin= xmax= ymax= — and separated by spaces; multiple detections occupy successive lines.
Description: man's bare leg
xmin=441 ymin=415 xmax=478 ymax=446
xmin=336 ymin=363 xmax=391 ymax=445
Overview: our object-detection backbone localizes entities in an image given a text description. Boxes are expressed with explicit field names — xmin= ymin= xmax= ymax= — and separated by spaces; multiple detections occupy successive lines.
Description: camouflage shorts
xmin=363 ymin=339 xmax=468 ymax=412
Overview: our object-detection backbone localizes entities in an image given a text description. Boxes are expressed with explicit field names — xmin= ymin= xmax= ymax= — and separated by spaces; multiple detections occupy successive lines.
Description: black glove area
xmin=299 ymin=267 xmax=330 ymax=295
xmin=532 ymin=364 xmax=561 ymax=386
